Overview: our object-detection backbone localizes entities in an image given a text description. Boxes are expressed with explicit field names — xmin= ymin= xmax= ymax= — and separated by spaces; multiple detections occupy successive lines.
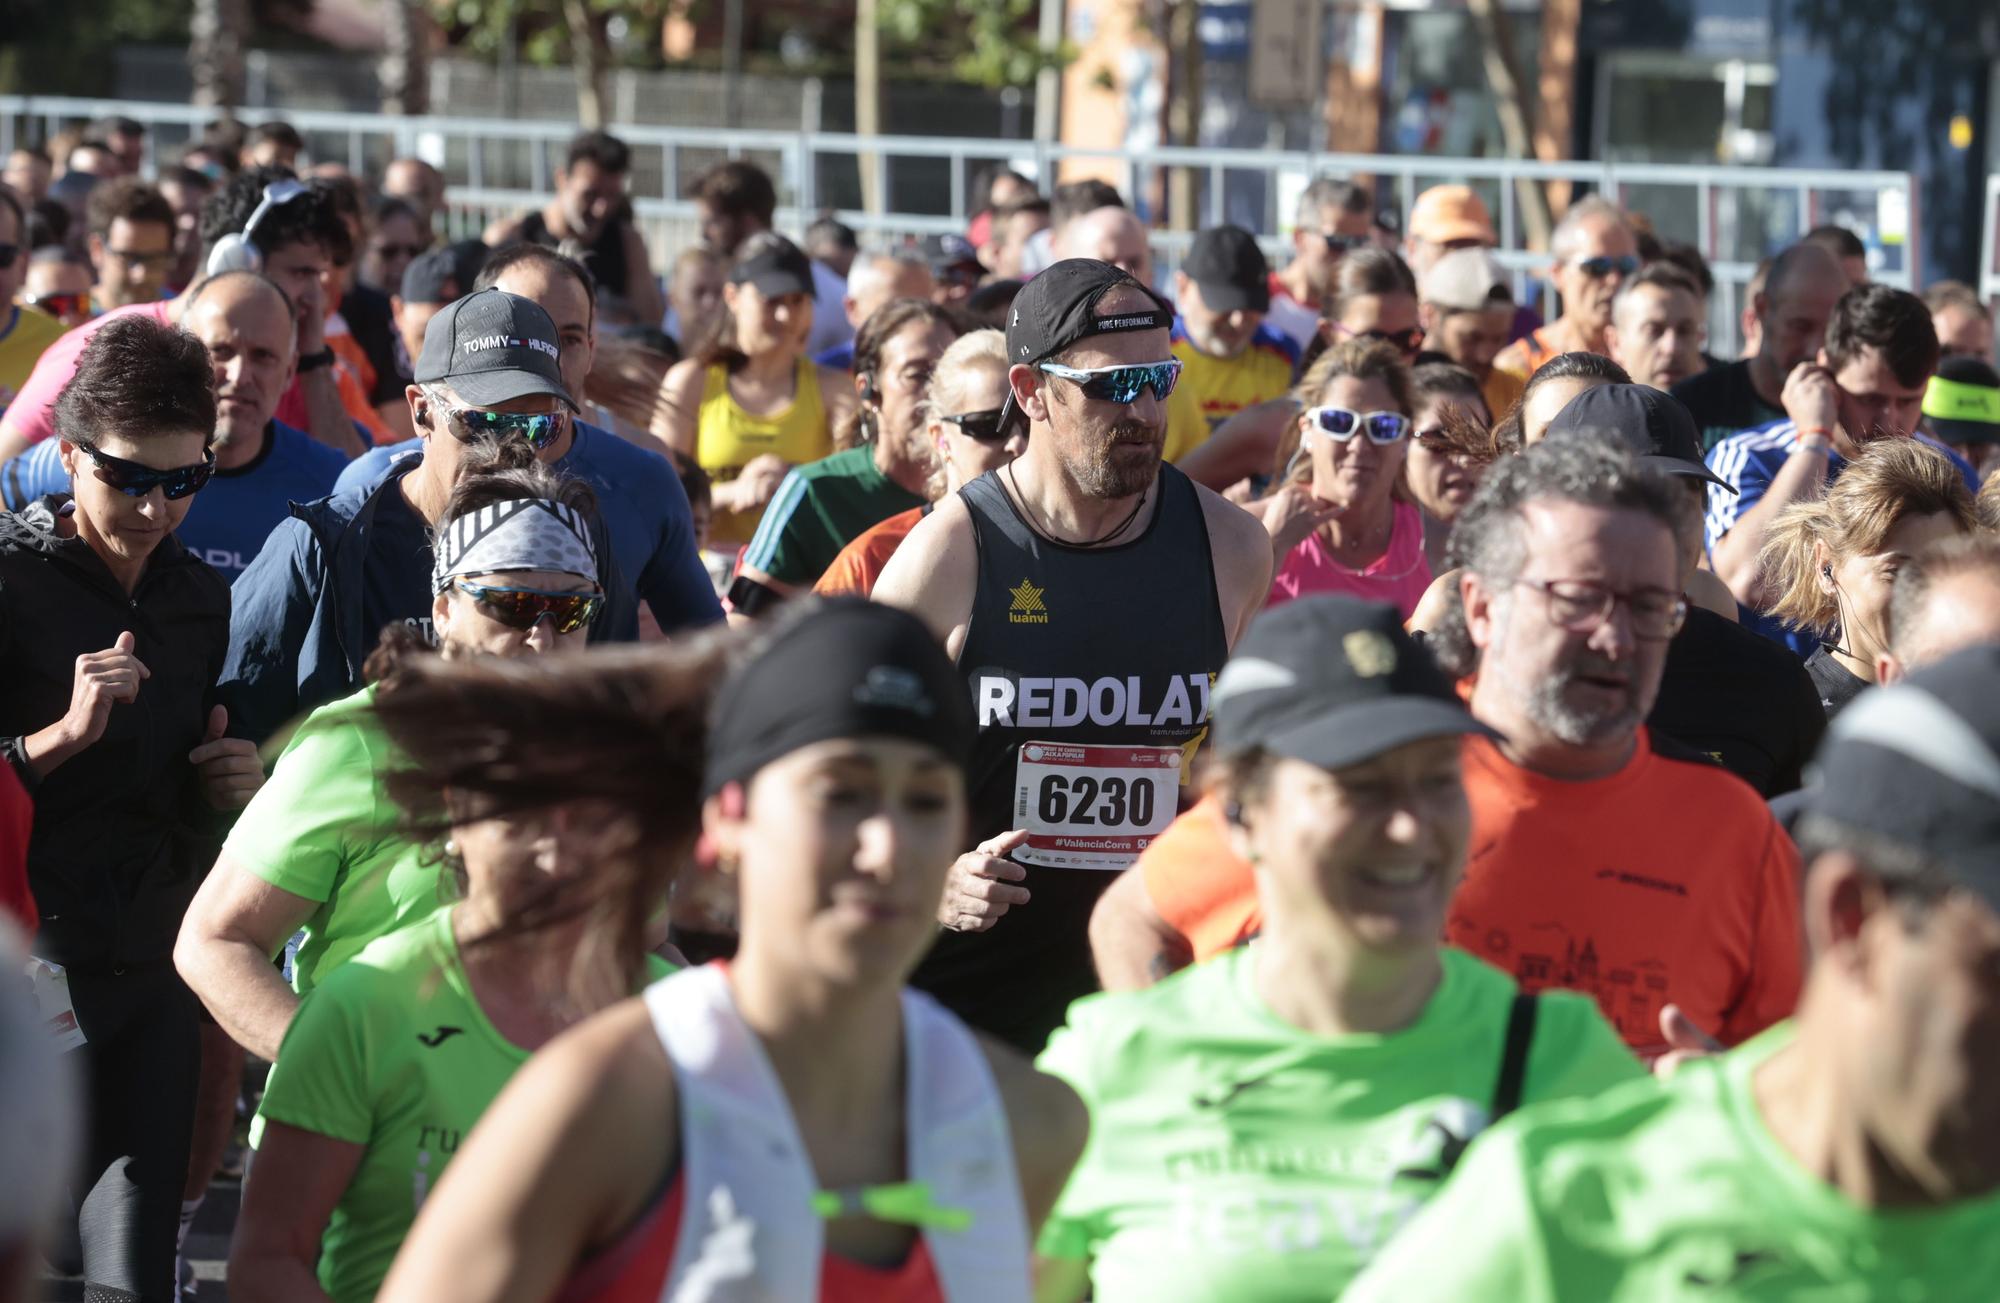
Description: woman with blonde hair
xmin=1260 ymin=337 xmax=1431 ymax=617
xmin=1759 ymin=437 xmax=1975 ymax=718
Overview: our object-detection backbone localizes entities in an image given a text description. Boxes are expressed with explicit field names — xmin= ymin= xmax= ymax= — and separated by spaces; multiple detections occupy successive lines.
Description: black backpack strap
xmin=1492 ymin=992 xmax=1540 ymax=1121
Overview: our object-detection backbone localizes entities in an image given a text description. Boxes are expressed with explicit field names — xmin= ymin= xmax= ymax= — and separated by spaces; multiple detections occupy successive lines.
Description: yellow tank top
xmin=697 ymin=360 xmax=832 ymax=545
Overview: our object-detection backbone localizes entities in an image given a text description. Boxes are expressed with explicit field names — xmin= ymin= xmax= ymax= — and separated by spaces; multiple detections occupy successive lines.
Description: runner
xmin=1493 ymin=197 xmax=1638 ymax=379
xmin=1882 ymin=535 xmax=2000 ymax=680
xmin=1756 ymin=438 xmax=1973 ymax=717
xmin=1517 ymin=350 xmax=1630 ymax=444
xmin=229 ymin=637 xmax=720 ymax=1303
xmin=1169 ymin=225 xmax=1298 ymax=435
xmin=873 ymin=258 xmax=1271 ymax=1052
xmin=1036 ymin=597 xmax=1642 ymax=1301
xmin=1922 ymin=354 xmax=2000 ymax=481
xmin=178 ymin=443 xmax=616 ymax=1061
xmin=1417 ymin=247 xmax=1522 ymax=423
xmin=1348 ymin=646 xmax=2000 ymax=1299
xmin=654 ymin=233 xmax=855 ymax=551
xmin=1405 ymin=362 xmax=1501 ymax=574
xmin=1260 ymin=338 xmax=1431 ymax=616
xmin=815 ymin=329 xmax=1024 ymax=599
xmin=0 ymin=317 xmax=256 ymax=1303
xmin=733 ymin=299 xmax=958 ymax=608
xmin=1671 ymin=242 xmax=1845 ymax=450
xmin=374 ymin=600 xmax=1089 ymax=1302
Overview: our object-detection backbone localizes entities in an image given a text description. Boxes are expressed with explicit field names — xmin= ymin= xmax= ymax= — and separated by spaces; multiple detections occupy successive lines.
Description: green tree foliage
xmin=877 ymin=0 xmax=1069 ymax=88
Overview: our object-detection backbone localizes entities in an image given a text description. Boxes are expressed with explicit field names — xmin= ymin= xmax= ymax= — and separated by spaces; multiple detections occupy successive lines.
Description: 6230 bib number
xmin=1012 ymin=741 xmax=1181 ymax=870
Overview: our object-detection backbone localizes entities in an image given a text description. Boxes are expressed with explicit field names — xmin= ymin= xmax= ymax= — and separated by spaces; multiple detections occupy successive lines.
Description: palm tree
xmin=190 ymin=0 xmax=249 ymax=108
xmin=380 ymin=0 xmax=432 ymax=115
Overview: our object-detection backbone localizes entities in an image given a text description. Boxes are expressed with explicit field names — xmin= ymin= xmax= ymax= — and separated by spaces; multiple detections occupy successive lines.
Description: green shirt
xmin=1347 ymin=1021 xmax=2000 ymax=1301
xmin=739 ymin=443 xmax=926 ymax=587
xmin=221 ymin=684 xmax=439 ymax=994
xmin=1036 ymin=945 xmax=1644 ymax=1301
xmin=257 ymin=908 xmax=673 ymax=1303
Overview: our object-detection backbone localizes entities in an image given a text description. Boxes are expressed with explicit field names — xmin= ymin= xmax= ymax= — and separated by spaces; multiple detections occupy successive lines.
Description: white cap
xmin=1421 ymin=248 xmax=1512 ymax=313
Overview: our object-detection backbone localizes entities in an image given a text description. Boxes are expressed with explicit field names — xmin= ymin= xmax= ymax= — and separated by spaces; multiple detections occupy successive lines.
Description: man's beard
xmin=1523 ymin=653 xmax=1645 ymax=747
xmin=1058 ymin=417 xmax=1162 ymax=501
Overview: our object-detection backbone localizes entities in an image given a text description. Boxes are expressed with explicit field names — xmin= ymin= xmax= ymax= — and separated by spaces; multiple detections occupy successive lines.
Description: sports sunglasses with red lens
xmin=453 ymin=581 xmax=604 ymax=635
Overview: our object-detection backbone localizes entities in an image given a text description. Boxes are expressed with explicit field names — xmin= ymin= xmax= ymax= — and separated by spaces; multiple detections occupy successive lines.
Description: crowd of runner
xmin=0 ymin=111 xmax=1997 ymax=1302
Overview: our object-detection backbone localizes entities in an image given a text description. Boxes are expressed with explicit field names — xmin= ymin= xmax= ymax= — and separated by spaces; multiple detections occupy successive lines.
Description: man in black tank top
xmin=488 ymin=129 xmax=663 ymax=326
xmin=876 ymin=259 xmax=1273 ymax=1051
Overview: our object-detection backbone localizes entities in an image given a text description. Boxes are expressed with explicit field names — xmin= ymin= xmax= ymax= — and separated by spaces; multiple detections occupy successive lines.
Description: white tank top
xmin=643 ymin=964 xmax=1033 ymax=1302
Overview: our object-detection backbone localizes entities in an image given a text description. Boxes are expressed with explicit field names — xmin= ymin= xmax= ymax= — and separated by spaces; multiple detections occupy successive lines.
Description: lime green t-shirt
xmin=221 ymin=684 xmax=440 ymax=994
xmin=257 ymin=907 xmax=673 ymax=1303
xmin=1346 ymin=1021 xmax=2000 ymax=1301
xmin=1035 ymin=944 xmax=1644 ymax=1302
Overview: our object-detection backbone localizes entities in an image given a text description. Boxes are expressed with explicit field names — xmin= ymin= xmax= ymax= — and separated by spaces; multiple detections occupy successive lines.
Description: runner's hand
xmin=1652 ymin=1003 xmax=1724 ymax=1079
xmin=60 ymin=631 xmax=149 ymax=754
xmin=1780 ymin=361 xmax=1841 ymax=442
xmin=725 ymin=455 xmax=789 ymax=514
xmin=189 ymin=704 xmax=264 ymax=811
xmin=939 ymin=829 xmax=1032 ymax=932
xmin=1256 ymin=484 xmax=1344 ymax=560
xmin=295 ymin=276 xmax=327 ymax=354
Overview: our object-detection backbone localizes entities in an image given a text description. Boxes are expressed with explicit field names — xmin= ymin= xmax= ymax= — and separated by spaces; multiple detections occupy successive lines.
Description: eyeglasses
xmin=106 ymin=248 xmax=175 ymax=271
xmin=940 ymin=407 xmax=1009 ymax=443
xmin=453 ymin=581 xmax=604 ymax=635
xmin=74 ymin=443 xmax=216 ymax=500
xmin=1038 ymin=359 xmax=1183 ymax=405
xmin=25 ymin=290 xmax=89 ymax=318
xmin=1037 ymin=359 xmax=1183 ymax=405
xmin=1514 ymin=578 xmax=1687 ymax=641
xmin=0 ymin=244 xmax=18 ymax=271
xmin=1322 ymin=232 xmax=1371 ymax=254
xmin=1573 ymin=254 xmax=1640 ymax=280
xmin=442 ymin=403 xmax=567 ymax=451
xmin=1306 ymin=406 xmax=1411 ymax=445
xmin=1332 ymin=322 xmax=1426 ymax=354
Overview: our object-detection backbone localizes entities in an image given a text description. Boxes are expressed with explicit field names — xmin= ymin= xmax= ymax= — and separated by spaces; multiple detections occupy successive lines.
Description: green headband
xmin=1924 ymin=375 xmax=2000 ymax=425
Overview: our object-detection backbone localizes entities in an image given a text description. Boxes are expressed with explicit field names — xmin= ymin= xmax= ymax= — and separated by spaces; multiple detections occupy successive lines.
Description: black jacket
xmin=0 ymin=497 xmax=232 ymax=971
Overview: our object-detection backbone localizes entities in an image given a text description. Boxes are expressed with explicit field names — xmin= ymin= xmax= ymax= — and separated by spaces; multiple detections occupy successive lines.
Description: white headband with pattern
xmin=431 ymin=498 xmax=599 ymax=594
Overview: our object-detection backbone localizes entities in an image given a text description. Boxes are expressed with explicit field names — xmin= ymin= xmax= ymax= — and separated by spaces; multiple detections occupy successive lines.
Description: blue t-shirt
xmin=334 ymin=422 xmax=722 ymax=633
xmin=1704 ymin=419 xmax=1979 ymax=656
xmin=813 ymin=340 xmax=856 ymax=372
xmin=1 ymin=421 xmax=346 ymax=582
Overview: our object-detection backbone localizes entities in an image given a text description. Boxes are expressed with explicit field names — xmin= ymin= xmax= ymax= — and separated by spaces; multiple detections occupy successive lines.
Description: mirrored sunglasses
xmin=1037 ymin=359 xmax=1183 ymax=405
xmin=1307 ymin=406 xmax=1412 ymax=445
xmin=454 ymin=581 xmax=604 ymax=635
xmin=75 ymin=443 xmax=215 ymax=500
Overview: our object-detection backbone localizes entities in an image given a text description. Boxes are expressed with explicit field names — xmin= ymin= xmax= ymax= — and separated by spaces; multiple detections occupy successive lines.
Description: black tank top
xmin=910 ymin=462 xmax=1230 ymax=1051
xmin=519 ymin=211 xmax=631 ymax=301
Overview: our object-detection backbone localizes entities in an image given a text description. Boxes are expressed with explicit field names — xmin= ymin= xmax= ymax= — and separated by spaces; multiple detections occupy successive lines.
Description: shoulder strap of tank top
xmin=902 ymin=988 xmax=1034 ymax=1302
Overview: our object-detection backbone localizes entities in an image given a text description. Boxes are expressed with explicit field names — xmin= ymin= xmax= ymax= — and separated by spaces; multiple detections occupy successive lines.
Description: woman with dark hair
xmin=1260 ymin=338 xmax=1431 ymax=617
xmin=376 ymin=600 xmax=1088 ymax=1303
xmin=0 ymin=315 xmax=252 ymax=1302
xmin=1302 ymin=246 xmax=1423 ymax=374
xmin=1515 ymin=349 xmax=1631 ymax=444
xmin=1405 ymin=363 xmax=1502 ymax=572
xmin=654 ymin=233 xmax=857 ymax=552
xmin=179 ymin=441 xmax=612 ymax=1066
xmin=227 ymin=635 xmax=722 ymax=1303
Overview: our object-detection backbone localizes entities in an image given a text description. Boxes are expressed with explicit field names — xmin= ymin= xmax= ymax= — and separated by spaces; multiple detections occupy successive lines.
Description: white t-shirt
xmin=1265 ymin=288 xmax=1320 ymax=355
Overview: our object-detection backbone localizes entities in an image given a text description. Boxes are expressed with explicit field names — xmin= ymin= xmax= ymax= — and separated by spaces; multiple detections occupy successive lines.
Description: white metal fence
xmin=2 ymin=94 xmax=1922 ymax=354
xmin=1982 ymin=174 xmax=2000 ymax=311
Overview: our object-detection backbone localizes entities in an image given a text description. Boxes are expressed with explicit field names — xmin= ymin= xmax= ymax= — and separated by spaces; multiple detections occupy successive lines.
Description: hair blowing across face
xmin=373 ymin=636 xmax=732 ymax=1007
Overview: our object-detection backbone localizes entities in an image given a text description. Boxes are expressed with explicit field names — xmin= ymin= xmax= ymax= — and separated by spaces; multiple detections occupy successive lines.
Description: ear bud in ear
xmin=1224 ymin=801 xmax=1243 ymax=826
xmin=1822 ymin=564 xmax=1833 ymax=580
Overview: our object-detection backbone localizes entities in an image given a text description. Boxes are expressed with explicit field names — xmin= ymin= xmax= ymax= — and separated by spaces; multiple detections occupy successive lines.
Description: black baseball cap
xmin=729 ymin=236 xmax=814 ymax=298
xmin=1211 ymin=596 xmax=1498 ymax=770
xmin=414 ymin=287 xmax=575 ymax=411
xmin=1808 ymin=644 xmax=2000 ymax=910
xmin=998 ymin=258 xmax=1173 ymax=434
xmin=1544 ymin=383 xmax=1734 ymax=494
xmin=924 ymin=233 xmax=983 ymax=275
xmin=1181 ymin=224 xmax=1271 ymax=313
xmin=1924 ymin=356 xmax=2000 ymax=447
xmin=400 ymin=247 xmax=461 ymax=305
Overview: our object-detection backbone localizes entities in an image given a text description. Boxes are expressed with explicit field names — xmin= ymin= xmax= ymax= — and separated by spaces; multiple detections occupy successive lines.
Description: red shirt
xmin=0 ymin=763 xmax=33 ymax=932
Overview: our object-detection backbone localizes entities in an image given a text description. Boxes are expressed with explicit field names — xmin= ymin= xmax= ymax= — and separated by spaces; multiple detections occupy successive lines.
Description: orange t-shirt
xmin=1138 ymin=730 xmax=1803 ymax=1056
xmin=1491 ymin=324 xmax=1567 ymax=382
xmin=814 ymin=505 xmax=925 ymax=599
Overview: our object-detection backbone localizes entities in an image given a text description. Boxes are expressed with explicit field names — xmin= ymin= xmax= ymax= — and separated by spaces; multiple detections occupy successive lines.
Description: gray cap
xmin=413 ymin=287 xmax=574 ymax=411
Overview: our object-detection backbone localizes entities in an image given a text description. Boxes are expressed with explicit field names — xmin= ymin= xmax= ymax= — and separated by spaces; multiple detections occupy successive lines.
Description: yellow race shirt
xmin=0 ymin=305 xmax=67 ymax=403
xmin=1167 ymin=320 xmax=1298 ymax=461
xmin=695 ymin=359 xmax=832 ymax=545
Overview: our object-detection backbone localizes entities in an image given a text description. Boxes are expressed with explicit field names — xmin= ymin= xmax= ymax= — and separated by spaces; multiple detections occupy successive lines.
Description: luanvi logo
xmin=1008 ymin=578 xmax=1049 ymax=624
xmin=416 ymin=1025 xmax=466 ymax=1049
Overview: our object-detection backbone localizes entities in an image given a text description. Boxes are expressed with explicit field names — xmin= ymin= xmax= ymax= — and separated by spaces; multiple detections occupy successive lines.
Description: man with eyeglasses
xmin=83 ymin=178 xmax=177 ymax=314
xmin=1266 ymin=178 xmax=1375 ymax=354
xmin=0 ymin=184 xmax=66 ymax=412
xmin=223 ymin=288 xmax=635 ymax=745
xmin=1706 ymin=283 xmax=1979 ymax=657
xmin=1090 ymin=429 xmax=1803 ymax=1061
xmin=874 ymin=257 xmax=1273 ymax=1053
xmin=1494 ymin=196 xmax=1639 ymax=381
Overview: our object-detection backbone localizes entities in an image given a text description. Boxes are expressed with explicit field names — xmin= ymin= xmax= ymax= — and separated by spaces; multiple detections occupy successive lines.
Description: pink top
xmin=2 ymin=301 xmax=174 ymax=445
xmin=1267 ymin=498 xmax=1434 ymax=619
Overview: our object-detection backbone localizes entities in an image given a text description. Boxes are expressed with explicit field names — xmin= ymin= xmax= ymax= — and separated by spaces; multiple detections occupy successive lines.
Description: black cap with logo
xmin=997 ymin=258 xmax=1173 ymax=434
xmin=414 ymin=286 xmax=575 ymax=411
xmin=1181 ymin=224 xmax=1271 ymax=314
xmin=729 ymin=235 xmax=815 ymax=299
xmin=1211 ymin=596 xmax=1498 ymax=770
xmin=1809 ymin=644 xmax=2000 ymax=910
xmin=1543 ymin=383 xmax=1733 ymax=494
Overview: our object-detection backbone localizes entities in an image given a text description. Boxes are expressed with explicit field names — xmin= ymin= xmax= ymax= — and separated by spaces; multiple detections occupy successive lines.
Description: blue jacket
xmin=218 ymin=459 xmax=636 ymax=746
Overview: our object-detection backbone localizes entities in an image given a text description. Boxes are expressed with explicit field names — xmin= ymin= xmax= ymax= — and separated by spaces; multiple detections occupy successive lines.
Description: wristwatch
xmin=298 ymin=348 xmax=336 ymax=372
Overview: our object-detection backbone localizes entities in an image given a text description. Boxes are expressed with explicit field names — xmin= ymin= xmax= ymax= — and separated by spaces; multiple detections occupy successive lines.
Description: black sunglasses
xmin=75 ymin=443 xmax=215 ymax=500
xmin=940 ymin=407 xmax=1009 ymax=443
xmin=372 ymin=241 xmax=427 ymax=261
xmin=454 ymin=581 xmax=604 ymax=635
xmin=1322 ymin=232 xmax=1371 ymax=254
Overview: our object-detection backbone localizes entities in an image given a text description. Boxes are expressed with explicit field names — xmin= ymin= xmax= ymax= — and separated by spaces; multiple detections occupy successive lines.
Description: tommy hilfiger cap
xmin=414 ymin=287 xmax=574 ymax=411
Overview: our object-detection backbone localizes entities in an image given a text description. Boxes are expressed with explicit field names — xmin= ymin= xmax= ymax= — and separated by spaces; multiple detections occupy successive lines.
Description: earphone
xmin=205 ymin=179 xmax=309 ymax=276
xmin=1822 ymin=563 xmax=1834 ymax=580
xmin=858 ymin=375 xmax=879 ymax=405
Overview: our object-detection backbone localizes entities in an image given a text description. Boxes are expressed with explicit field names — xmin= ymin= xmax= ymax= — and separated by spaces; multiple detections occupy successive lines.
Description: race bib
xmin=1012 ymin=741 xmax=1180 ymax=869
